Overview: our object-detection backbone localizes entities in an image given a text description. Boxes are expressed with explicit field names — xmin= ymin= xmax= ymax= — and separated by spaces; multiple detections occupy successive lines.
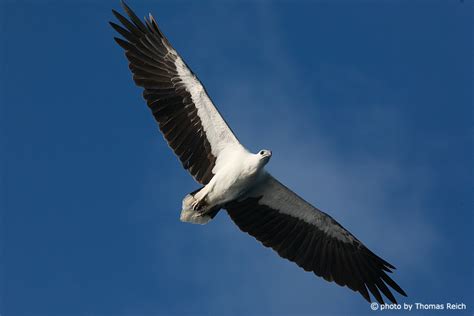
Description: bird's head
xmin=257 ymin=149 xmax=272 ymax=165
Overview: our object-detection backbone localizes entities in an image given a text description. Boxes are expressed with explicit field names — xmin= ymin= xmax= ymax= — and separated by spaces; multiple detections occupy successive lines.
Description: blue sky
xmin=1 ymin=0 xmax=473 ymax=315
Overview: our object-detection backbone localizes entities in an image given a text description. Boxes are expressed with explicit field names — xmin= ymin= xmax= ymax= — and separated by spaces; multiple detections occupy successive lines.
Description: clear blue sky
xmin=1 ymin=1 xmax=472 ymax=315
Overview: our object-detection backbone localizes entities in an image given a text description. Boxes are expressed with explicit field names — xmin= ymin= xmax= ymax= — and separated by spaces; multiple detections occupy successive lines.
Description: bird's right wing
xmin=225 ymin=174 xmax=407 ymax=304
xmin=110 ymin=2 xmax=242 ymax=185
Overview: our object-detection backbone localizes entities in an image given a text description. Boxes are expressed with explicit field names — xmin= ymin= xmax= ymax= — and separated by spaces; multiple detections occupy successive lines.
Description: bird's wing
xmin=225 ymin=174 xmax=407 ymax=304
xmin=110 ymin=2 xmax=241 ymax=185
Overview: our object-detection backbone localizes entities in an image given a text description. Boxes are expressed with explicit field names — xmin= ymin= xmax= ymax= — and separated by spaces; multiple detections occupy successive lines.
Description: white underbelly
xmin=204 ymin=157 xmax=262 ymax=206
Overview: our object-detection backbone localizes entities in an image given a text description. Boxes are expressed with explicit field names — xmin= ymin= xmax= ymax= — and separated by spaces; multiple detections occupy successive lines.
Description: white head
xmin=256 ymin=149 xmax=272 ymax=166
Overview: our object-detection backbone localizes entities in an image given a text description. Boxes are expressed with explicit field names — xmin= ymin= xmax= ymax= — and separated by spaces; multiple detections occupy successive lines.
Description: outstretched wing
xmin=110 ymin=2 xmax=241 ymax=185
xmin=225 ymin=174 xmax=407 ymax=304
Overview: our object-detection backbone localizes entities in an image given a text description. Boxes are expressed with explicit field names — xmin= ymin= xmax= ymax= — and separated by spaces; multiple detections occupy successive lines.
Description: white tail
xmin=180 ymin=193 xmax=213 ymax=225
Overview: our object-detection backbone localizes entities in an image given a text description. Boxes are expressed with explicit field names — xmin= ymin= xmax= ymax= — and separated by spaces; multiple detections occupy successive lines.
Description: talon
xmin=191 ymin=200 xmax=200 ymax=211
xmin=191 ymin=199 xmax=206 ymax=212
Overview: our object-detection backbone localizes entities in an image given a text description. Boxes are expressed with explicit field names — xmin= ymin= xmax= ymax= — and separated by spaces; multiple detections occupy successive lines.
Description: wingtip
xmin=386 ymin=262 xmax=397 ymax=270
xmin=111 ymin=8 xmax=126 ymax=23
xmin=120 ymin=0 xmax=133 ymax=15
xmin=113 ymin=36 xmax=128 ymax=48
xmin=358 ymin=285 xmax=371 ymax=303
xmin=108 ymin=21 xmax=117 ymax=31
xmin=111 ymin=8 xmax=119 ymax=16
xmin=398 ymin=288 xmax=408 ymax=297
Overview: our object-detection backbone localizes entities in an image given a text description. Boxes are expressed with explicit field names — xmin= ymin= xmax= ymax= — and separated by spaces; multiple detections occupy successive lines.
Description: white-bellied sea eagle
xmin=110 ymin=1 xmax=407 ymax=304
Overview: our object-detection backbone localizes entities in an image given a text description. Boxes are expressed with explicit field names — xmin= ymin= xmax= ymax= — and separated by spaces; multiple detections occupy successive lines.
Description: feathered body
xmin=181 ymin=147 xmax=272 ymax=224
xmin=111 ymin=1 xmax=407 ymax=305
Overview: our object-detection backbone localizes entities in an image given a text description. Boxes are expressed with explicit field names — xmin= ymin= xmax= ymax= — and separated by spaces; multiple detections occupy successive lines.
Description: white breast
xmin=205 ymin=147 xmax=263 ymax=205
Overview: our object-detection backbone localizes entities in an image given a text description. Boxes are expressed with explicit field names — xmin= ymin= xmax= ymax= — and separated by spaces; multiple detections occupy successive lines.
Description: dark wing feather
xmin=225 ymin=174 xmax=407 ymax=304
xmin=111 ymin=2 xmax=240 ymax=185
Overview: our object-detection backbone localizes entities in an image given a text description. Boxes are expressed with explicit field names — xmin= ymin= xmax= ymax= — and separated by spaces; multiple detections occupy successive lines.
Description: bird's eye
xmin=260 ymin=151 xmax=264 ymax=155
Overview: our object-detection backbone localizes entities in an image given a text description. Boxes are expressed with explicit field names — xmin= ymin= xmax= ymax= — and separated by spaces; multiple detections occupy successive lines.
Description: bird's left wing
xmin=110 ymin=2 xmax=241 ymax=185
xmin=225 ymin=174 xmax=407 ymax=304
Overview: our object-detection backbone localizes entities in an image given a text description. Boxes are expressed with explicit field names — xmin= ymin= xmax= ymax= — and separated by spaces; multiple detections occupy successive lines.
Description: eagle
xmin=110 ymin=1 xmax=407 ymax=304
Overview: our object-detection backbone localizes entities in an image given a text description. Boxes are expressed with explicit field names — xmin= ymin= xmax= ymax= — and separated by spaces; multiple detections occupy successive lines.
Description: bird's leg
xmin=191 ymin=188 xmax=209 ymax=213
xmin=191 ymin=198 xmax=207 ymax=212
xmin=189 ymin=181 xmax=218 ymax=215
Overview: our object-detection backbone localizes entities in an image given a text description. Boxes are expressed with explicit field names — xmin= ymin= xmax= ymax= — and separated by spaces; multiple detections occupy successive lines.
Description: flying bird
xmin=110 ymin=1 xmax=407 ymax=304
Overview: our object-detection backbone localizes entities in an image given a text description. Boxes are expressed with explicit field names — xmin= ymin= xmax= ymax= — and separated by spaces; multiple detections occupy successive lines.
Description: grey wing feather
xmin=225 ymin=174 xmax=407 ymax=304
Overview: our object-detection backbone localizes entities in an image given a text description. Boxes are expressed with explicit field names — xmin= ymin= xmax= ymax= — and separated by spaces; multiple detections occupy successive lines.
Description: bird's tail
xmin=180 ymin=188 xmax=220 ymax=225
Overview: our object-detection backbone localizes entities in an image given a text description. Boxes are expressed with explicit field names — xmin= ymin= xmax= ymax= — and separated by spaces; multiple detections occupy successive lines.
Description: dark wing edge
xmin=225 ymin=174 xmax=407 ymax=304
xmin=110 ymin=1 xmax=239 ymax=185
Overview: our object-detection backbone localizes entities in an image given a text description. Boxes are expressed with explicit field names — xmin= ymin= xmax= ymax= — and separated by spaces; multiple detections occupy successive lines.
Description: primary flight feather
xmin=110 ymin=1 xmax=407 ymax=304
